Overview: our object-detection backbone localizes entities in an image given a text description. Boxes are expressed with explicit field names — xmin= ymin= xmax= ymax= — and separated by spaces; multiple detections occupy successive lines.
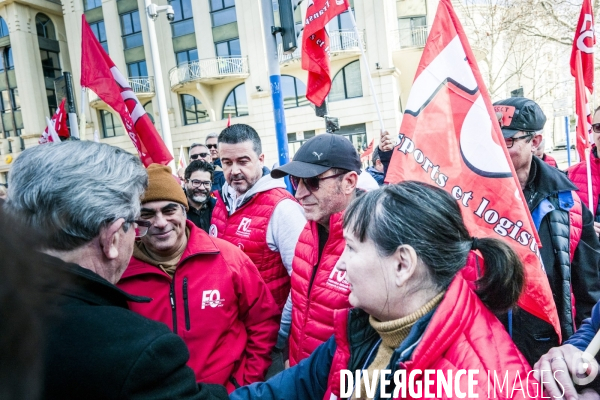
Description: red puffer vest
xmin=324 ymin=252 xmax=535 ymax=400
xmin=567 ymin=147 xmax=600 ymax=217
xmin=210 ymin=188 xmax=295 ymax=310
xmin=542 ymin=153 xmax=558 ymax=168
xmin=289 ymin=211 xmax=350 ymax=366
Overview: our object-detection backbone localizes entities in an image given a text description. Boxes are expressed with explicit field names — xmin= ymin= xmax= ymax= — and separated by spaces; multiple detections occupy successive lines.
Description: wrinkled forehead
xmin=190 ymin=145 xmax=209 ymax=155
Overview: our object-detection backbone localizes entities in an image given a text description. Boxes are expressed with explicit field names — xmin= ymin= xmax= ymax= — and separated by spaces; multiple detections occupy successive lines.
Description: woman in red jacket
xmin=231 ymin=182 xmax=537 ymax=400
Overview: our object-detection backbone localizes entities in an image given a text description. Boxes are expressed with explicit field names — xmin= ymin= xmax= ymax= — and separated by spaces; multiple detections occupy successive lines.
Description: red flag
xmin=570 ymin=0 xmax=595 ymax=93
xmin=39 ymin=98 xmax=69 ymax=144
xmin=574 ymin=51 xmax=592 ymax=161
xmin=360 ymin=138 xmax=374 ymax=161
xmin=226 ymin=113 xmax=231 ymax=127
xmin=80 ymin=16 xmax=172 ymax=167
xmin=301 ymin=0 xmax=350 ymax=106
xmin=386 ymin=0 xmax=560 ymax=338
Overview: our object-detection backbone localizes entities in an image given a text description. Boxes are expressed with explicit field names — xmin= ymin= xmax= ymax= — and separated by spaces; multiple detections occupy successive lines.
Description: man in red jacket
xmin=118 ymin=164 xmax=280 ymax=393
xmin=270 ymin=134 xmax=361 ymax=366
xmin=568 ymin=106 xmax=600 ymax=238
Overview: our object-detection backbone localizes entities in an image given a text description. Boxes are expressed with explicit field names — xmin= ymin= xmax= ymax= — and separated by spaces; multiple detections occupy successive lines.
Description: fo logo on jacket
xmin=201 ymin=290 xmax=225 ymax=309
xmin=236 ymin=217 xmax=252 ymax=238
xmin=326 ymin=266 xmax=351 ymax=292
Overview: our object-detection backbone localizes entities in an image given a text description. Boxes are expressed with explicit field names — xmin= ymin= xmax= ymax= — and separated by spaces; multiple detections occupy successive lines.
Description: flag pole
xmin=80 ymin=88 xmax=87 ymax=140
xmin=576 ymin=50 xmax=594 ymax=208
xmin=346 ymin=6 xmax=385 ymax=133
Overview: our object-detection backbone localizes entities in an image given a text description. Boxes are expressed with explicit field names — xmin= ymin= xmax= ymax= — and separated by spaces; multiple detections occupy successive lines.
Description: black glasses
xmin=592 ymin=123 xmax=600 ymax=133
xmin=206 ymin=144 xmax=218 ymax=149
xmin=290 ymin=172 xmax=346 ymax=192
xmin=126 ymin=219 xmax=152 ymax=238
xmin=188 ymin=179 xmax=212 ymax=188
xmin=190 ymin=153 xmax=210 ymax=160
xmin=504 ymin=133 xmax=534 ymax=149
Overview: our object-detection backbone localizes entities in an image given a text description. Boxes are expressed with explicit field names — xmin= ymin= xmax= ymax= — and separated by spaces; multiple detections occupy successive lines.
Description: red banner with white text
xmin=385 ymin=0 xmax=560 ymax=338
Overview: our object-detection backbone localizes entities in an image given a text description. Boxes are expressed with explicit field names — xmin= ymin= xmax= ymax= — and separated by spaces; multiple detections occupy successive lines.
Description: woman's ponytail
xmin=473 ymin=237 xmax=524 ymax=314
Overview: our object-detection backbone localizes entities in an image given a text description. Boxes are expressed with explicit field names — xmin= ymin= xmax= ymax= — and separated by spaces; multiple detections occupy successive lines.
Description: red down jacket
xmin=118 ymin=221 xmax=281 ymax=393
xmin=289 ymin=210 xmax=351 ymax=366
xmin=210 ymin=188 xmax=295 ymax=311
xmin=567 ymin=146 xmax=600 ymax=217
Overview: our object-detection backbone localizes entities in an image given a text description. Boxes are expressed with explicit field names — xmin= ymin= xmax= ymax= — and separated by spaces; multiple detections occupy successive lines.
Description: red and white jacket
xmin=118 ymin=221 xmax=281 ymax=393
xmin=211 ymin=186 xmax=296 ymax=311
xmin=289 ymin=211 xmax=350 ymax=366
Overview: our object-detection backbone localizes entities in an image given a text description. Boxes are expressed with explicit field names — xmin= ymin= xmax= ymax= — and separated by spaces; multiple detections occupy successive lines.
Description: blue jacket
xmin=565 ymin=301 xmax=600 ymax=352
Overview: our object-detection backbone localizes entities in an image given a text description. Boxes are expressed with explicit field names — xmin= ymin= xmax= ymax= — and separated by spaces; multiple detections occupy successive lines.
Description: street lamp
xmin=145 ymin=0 xmax=175 ymax=170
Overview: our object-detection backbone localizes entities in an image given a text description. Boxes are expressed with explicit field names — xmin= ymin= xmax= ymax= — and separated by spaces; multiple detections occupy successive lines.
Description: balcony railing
xmin=89 ymin=76 xmax=155 ymax=103
xmin=329 ymin=29 xmax=365 ymax=52
xmin=392 ymin=26 xmax=428 ymax=50
xmin=169 ymin=56 xmax=249 ymax=87
xmin=278 ymin=29 xmax=364 ymax=64
xmin=129 ymin=76 xmax=155 ymax=94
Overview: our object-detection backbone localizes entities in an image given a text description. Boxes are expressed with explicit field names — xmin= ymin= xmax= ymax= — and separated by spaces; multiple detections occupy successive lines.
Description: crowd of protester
xmin=3 ymin=98 xmax=600 ymax=399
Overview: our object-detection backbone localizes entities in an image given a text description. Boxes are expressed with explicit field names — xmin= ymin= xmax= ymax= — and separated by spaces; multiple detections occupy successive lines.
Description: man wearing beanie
xmin=118 ymin=164 xmax=280 ymax=393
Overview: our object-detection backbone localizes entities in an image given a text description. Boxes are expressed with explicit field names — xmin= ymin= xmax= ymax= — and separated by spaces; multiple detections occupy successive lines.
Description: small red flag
xmin=301 ymin=0 xmax=350 ymax=106
xmin=360 ymin=139 xmax=374 ymax=161
xmin=39 ymin=98 xmax=69 ymax=144
xmin=386 ymin=0 xmax=560 ymax=339
xmin=81 ymin=15 xmax=172 ymax=167
xmin=226 ymin=113 xmax=231 ymax=127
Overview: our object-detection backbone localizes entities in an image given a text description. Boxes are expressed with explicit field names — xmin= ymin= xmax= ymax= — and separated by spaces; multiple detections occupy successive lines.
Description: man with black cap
xmin=493 ymin=97 xmax=600 ymax=366
xmin=271 ymin=133 xmax=362 ymax=366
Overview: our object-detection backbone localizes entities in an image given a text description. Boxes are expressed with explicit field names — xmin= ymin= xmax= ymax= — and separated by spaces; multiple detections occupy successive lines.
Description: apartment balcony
xmin=391 ymin=26 xmax=429 ymax=51
xmin=278 ymin=29 xmax=365 ymax=68
xmin=89 ymin=76 xmax=155 ymax=107
xmin=169 ymin=56 xmax=250 ymax=89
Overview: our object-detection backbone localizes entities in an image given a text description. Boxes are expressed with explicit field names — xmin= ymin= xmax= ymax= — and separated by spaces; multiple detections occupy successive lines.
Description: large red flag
xmin=80 ymin=16 xmax=172 ymax=167
xmin=386 ymin=0 xmax=560 ymax=338
xmin=39 ymin=98 xmax=69 ymax=144
xmin=301 ymin=0 xmax=350 ymax=106
xmin=574 ymin=50 xmax=592 ymax=161
xmin=570 ymin=0 xmax=595 ymax=93
xmin=570 ymin=0 xmax=595 ymax=162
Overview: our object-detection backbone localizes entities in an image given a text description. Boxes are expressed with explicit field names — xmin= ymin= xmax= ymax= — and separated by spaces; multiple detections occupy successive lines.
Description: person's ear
xmin=342 ymin=171 xmax=359 ymax=194
xmin=393 ymin=245 xmax=419 ymax=288
xmin=531 ymin=134 xmax=543 ymax=152
xmin=99 ymin=218 xmax=125 ymax=261
xmin=258 ymin=153 xmax=265 ymax=166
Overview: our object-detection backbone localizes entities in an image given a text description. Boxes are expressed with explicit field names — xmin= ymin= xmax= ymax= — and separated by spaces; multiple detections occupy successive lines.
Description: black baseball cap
xmin=271 ymin=134 xmax=361 ymax=179
xmin=492 ymin=97 xmax=547 ymax=138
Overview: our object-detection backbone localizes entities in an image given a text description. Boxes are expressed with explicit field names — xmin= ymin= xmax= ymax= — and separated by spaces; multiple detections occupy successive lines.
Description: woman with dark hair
xmin=230 ymin=181 xmax=535 ymax=399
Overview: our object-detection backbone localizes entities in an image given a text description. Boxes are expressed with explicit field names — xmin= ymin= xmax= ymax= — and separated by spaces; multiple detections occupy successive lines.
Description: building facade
xmin=0 ymin=0 xmax=434 ymax=183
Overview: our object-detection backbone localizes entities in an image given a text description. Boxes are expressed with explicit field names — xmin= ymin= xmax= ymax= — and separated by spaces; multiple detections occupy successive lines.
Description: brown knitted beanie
xmin=143 ymin=164 xmax=189 ymax=210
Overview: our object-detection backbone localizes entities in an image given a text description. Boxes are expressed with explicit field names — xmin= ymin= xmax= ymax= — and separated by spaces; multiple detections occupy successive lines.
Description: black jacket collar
xmin=40 ymin=253 xmax=150 ymax=308
xmin=526 ymin=156 xmax=577 ymax=210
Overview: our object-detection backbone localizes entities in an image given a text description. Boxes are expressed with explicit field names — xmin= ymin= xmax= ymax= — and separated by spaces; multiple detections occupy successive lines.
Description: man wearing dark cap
xmin=493 ymin=97 xmax=600 ymax=366
xmin=118 ymin=164 xmax=280 ymax=392
xmin=271 ymin=133 xmax=361 ymax=366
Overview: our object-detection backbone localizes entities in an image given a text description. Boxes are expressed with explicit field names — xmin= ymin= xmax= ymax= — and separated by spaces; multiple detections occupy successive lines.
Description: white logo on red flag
xmin=386 ymin=0 xmax=560 ymax=339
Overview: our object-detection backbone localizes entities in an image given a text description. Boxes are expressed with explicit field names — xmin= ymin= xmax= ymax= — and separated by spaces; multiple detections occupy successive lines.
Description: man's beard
xmin=189 ymin=189 xmax=209 ymax=204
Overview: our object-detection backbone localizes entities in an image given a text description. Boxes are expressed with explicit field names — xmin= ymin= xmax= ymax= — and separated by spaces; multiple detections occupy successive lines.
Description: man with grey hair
xmin=205 ymin=132 xmax=220 ymax=166
xmin=191 ymin=141 xmax=225 ymax=191
xmin=493 ymin=97 xmax=600 ymax=366
xmin=5 ymin=141 xmax=228 ymax=400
